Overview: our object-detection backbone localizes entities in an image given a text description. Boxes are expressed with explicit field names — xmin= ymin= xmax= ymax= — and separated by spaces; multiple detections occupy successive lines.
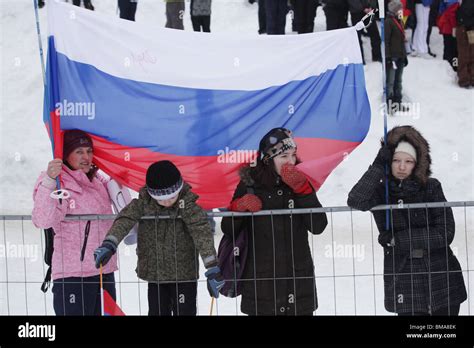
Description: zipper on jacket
xmin=80 ymin=220 xmax=91 ymax=262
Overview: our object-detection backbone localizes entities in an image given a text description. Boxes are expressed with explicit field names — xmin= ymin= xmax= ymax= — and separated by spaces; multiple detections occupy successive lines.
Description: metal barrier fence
xmin=1 ymin=201 xmax=473 ymax=315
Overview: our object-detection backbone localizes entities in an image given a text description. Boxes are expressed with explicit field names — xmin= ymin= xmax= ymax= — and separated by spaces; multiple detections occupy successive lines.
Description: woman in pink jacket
xmin=32 ymin=129 xmax=118 ymax=315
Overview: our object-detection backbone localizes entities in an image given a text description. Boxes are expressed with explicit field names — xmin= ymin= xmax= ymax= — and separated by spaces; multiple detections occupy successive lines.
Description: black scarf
xmin=388 ymin=177 xmax=422 ymax=202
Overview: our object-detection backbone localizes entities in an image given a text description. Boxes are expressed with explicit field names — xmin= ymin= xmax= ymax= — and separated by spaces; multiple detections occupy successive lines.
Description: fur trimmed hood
xmin=382 ymin=125 xmax=432 ymax=185
xmin=238 ymin=165 xmax=257 ymax=186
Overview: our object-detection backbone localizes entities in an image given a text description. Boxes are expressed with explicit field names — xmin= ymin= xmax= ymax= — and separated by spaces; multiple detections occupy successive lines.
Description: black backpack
xmin=40 ymin=220 xmax=91 ymax=292
xmin=41 ymin=228 xmax=55 ymax=292
xmin=217 ymin=186 xmax=254 ymax=298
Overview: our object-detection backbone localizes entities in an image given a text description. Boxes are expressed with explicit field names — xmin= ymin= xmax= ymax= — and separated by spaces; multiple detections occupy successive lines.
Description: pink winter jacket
xmin=32 ymin=165 xmax=118 ymax=280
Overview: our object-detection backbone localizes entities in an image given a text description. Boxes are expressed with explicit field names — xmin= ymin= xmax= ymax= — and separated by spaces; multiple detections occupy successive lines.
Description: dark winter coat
xmin=385 ymin=12 xmax=407 ymax=59
xmin=322 ymin=0 xmax=349 ymax=11
xmin=191 ymin=0 xmax=211 ymax=17
xmin=221 ymin=166 xmax=328 ymax=315
xmin=105 ymin=183 xmax=217 ymax=283
xmin=347 ymin=0 xmax=373 ymax=13
xmin=347 ymin=126 xmax=467 ymax=314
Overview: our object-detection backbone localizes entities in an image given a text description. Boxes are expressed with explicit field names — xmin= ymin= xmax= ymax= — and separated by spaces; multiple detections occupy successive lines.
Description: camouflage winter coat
xmin=105 ymin=183 xmax=217 ymax=282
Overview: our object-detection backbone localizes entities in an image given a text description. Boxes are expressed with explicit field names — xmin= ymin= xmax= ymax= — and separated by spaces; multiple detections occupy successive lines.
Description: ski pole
xmin=209 ymin=297 xmax=214 ymax=316
xmin=34 ymin=0 xmax=69 ymax=200
xmin=100 ymin=263 xmax=105 ymax=316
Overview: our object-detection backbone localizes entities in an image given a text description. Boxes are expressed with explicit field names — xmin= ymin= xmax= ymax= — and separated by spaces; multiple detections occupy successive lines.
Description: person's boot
xmin=386 ymin=99 xmax=395 ymax=116
xmin=84 ymin=1 xmax=94 ymax=10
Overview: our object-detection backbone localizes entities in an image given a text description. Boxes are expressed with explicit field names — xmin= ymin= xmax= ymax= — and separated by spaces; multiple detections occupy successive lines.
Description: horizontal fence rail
xmin=3 ymin=201 xmax=473 ymax=221
xmin=1 ymin=201 xmax=473 ymax=316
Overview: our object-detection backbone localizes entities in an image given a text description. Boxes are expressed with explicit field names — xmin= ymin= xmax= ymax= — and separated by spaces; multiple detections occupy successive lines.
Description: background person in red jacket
xmin=437 ymin=0 xmax=460 ymax=70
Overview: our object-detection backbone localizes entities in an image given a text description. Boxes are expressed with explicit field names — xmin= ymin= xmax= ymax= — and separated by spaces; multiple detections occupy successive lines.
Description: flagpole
xmin=378 ymin=0 xmax=391 ymax=231
xmin=100 ymin=264 xmax=105 ymax=316
xmin=34 ymin=0 xmax=67 ymax=198
xmin=33 ymin=0 xmax=52 ymax=155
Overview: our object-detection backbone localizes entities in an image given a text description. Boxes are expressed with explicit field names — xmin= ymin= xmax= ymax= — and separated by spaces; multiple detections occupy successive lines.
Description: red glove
xmin=280 ymin=163 xmax=313 ymax=195
xmin=229 ymin=194 xmax=262 ymax=212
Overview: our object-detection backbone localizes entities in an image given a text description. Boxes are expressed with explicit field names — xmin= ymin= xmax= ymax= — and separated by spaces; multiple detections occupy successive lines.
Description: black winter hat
xmin=63 ymin=129 xmax=93 ymax=160
xmin=146 ymin=160 xmax=183 ymax=200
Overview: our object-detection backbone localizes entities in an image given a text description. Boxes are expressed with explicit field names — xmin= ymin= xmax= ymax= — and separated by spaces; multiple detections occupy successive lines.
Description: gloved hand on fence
xmin=372 ymin=145 xmax=392 ymax=168
xmin=94 ymin=238 xmax=118 ymax=268
xmin=280 ymin=163 xmax=313 ymax=195
xmin=205 ymin=266 xmax=225 ymax=298
xmin=229 ymin=194 xmax=262 ymax=212
xmin=378 ymin=230 xmax=395 ymax=248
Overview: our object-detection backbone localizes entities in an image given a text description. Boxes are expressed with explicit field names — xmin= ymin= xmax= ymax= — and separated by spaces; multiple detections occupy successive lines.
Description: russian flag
xmin=45 ymin=1 xmax=370 ymax=209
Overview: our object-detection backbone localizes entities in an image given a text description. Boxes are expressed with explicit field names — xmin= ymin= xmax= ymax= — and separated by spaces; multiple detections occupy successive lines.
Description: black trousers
xmin=264 ymin=0 xmax=287 ymax=35
xmin=191 ymin=16 xmax=211 ymax=32
xmin=386 ymin=57 xmax=405 ymax=103
xmin=443 ymin=34 xmax=458 ymax=70
xmin=165 ymin=1 xmax=185 ymax=30
xmin=72 ymin=0 xmax=92 ymax=8
xmin=398 ymin=304 xmax=461 ymax=316
xmin=258 ymin=0 xmax=267 ymax=34
xmin=148 ymin=281 xmax=197 ymax=316
xmin=324 ymin=8 xmax=348 ymax=31
xmin=351 ymin=11 xmax=382 ymax=63
xmin=292 ymin=0 xmax=318 ymax=34
xmin=52 ymin=273 xmax=116 ymax=316
xmin=118 ymin=0 xmax=137 ymax=21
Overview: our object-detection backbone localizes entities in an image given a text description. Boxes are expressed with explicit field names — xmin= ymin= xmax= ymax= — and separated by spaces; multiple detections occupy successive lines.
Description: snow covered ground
xmin=0 ymin=0 xmax=473 ymax=315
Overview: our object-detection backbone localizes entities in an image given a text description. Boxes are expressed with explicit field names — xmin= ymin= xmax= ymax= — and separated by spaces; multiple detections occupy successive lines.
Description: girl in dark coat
xmin=347 ymin=126 xmax=467 ymax=315
xmin=221 ymin=128 xmax=328 ymax=316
